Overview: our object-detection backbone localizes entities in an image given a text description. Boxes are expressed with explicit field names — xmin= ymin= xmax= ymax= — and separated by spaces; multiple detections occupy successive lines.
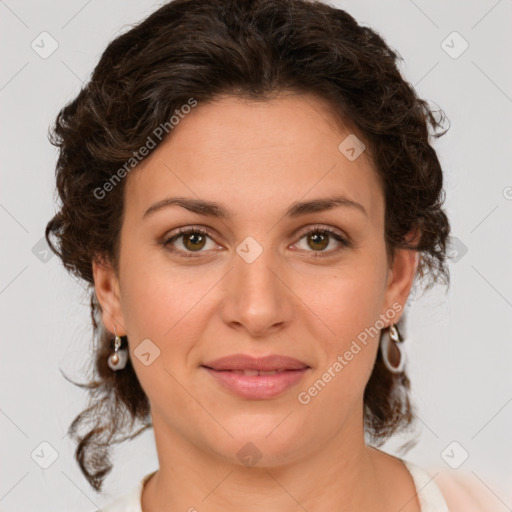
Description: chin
xmin=208 ymin=420 xmax=310 ymax=468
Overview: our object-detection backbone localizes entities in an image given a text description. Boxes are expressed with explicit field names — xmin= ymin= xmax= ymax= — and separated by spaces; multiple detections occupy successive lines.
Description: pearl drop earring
xmin=107 ymin=325 xmax=128 ymax=371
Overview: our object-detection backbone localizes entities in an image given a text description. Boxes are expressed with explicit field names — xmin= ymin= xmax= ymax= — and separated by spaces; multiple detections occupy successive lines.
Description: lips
xmin=201 ymin=354 xmax=311 ymax=399
xmin=201 ymin=353 xmax=310 ymax=372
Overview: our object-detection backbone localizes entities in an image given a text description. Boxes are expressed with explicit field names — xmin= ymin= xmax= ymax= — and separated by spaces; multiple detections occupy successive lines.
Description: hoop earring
xmin=380 ymin=323 xmax=406 ymax=373
xmin=108 ymin=325 xmax=128 ymax=371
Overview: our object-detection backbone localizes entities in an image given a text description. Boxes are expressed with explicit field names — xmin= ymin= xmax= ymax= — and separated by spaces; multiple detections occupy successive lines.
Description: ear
xmin=381 ymin=233 xmax=420 ymax=324
xmin=92 ymin=256 xmax=127 ymax=336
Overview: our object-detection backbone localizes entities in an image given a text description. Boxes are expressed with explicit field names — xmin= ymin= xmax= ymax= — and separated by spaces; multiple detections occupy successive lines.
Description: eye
xmin=162 ymin=224 xmax=350 ymax=259
xmin=162 ymin=227 xmax=220 ymax=257
xmin=291 ymin=225 xmax=350 ymax=257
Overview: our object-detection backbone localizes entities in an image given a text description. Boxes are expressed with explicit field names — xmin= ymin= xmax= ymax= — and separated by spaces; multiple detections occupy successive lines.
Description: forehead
xmin=124 ymin=93 xmax=384 ymax=225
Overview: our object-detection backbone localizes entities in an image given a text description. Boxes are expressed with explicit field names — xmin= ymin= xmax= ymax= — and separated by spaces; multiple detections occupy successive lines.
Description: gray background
xmin=1 ymin=0 xmax=511 ymax=510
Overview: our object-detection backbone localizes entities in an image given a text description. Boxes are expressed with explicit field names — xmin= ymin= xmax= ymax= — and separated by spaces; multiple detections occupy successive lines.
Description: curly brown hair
xmin=45 ymin=0 xmax=450 ymax=493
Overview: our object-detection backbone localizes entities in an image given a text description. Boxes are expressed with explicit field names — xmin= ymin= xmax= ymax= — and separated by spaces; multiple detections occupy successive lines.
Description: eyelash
xmin=162 ymin=225 xmax=350 ymax=259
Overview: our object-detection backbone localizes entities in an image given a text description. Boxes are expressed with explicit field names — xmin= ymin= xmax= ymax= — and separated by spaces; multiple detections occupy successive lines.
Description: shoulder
xmin=424 ymin=467 xmax=510 ymax=512
xmin=90 ymin=470 xmax=156 ymax=512
xmin=91 ymin=487 xmax=141 ymax=512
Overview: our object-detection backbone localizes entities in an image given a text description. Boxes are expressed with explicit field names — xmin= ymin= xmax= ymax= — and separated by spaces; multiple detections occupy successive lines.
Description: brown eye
xmin=163 ymin=227 xmax=217 ymax=257
xmin=307 ymin=231 xmax=329 ymax=251
xmin=293 ymin=226 xmax=350 ymax=257
xmin=182 ymin=232 xmax=206 ymax=251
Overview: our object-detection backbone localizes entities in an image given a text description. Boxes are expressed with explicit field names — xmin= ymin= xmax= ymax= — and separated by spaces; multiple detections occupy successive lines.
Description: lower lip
xmin=202 ymin=367 xmax=310 ymax=399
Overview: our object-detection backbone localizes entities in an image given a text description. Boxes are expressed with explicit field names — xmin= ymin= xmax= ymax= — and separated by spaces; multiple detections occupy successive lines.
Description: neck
xmin=142 ymin=408 xmax=390 ymax=512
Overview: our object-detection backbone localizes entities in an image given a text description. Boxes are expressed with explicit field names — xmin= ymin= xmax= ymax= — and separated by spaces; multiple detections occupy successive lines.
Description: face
xmin=93 ymin=93 xmax=417 ymax=467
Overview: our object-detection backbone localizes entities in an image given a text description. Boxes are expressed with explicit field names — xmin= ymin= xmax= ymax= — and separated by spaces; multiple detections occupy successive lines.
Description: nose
xmin=220 ymin=244 xmax=294 ymax=337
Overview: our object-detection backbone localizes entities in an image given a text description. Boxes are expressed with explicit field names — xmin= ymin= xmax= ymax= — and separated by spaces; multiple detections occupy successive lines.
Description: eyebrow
xmin=142 ymin=195 xmax=367 ymax=220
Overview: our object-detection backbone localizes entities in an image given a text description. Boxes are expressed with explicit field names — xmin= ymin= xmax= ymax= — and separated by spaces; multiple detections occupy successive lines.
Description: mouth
xmin=200 ymin=353 xmax=311 ymax=399
xmin=201 ymin=365 xmax=310 ymax=399
xmin=201 ymin=353 xmax=310 ymax=372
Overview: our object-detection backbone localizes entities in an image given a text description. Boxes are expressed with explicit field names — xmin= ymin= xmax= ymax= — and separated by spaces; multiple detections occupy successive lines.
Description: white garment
xmin=94 ymin=459 xmax=450 ymax=511
xmin=402 ymin=460 xmax=450 ymax=512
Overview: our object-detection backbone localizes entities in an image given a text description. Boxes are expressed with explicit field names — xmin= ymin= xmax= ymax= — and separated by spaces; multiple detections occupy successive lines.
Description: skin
xmin=93 ymin=93 xmax=421 ymax=512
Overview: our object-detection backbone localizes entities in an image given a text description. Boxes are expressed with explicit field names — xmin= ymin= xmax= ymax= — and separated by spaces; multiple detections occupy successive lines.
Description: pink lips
xmin=201 ymin=353 xmax=310 ymax=399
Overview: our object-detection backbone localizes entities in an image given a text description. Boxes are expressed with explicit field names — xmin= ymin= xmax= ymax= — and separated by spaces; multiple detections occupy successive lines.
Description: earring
xmin=380 ymin=323 xmax=406 ymax=373
xmin=108 ymin=325 xmax=128 ymax=371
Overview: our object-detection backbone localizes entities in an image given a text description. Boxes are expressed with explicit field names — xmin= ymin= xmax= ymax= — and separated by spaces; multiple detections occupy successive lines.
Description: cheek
xmin=118 ymin=255 xmax=224 ymax=397
xmin=118 ymin=262 xmax=211 ymax=407
xmin=308 ymin=261 xmax=387 ymax=342
xmin=119 ymin=249 xmax=215 ymax=339
xmin=299 ymin=276 xmax=382 ymax=414
xmin=298 ymin=256 xmax=386 ymax=392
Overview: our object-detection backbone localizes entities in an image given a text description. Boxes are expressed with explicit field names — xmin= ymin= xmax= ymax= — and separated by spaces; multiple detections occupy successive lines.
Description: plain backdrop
xmin=1 ymin=0 xmax=511 ymax=511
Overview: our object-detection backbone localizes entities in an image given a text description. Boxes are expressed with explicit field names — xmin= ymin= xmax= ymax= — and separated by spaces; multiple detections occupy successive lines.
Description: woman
xmin=45 ymin=0 xmax=497 ymax=510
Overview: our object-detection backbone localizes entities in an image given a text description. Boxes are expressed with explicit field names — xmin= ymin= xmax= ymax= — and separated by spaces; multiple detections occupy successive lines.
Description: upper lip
xmin=202 ymin=354 xmax=310 ymax=371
